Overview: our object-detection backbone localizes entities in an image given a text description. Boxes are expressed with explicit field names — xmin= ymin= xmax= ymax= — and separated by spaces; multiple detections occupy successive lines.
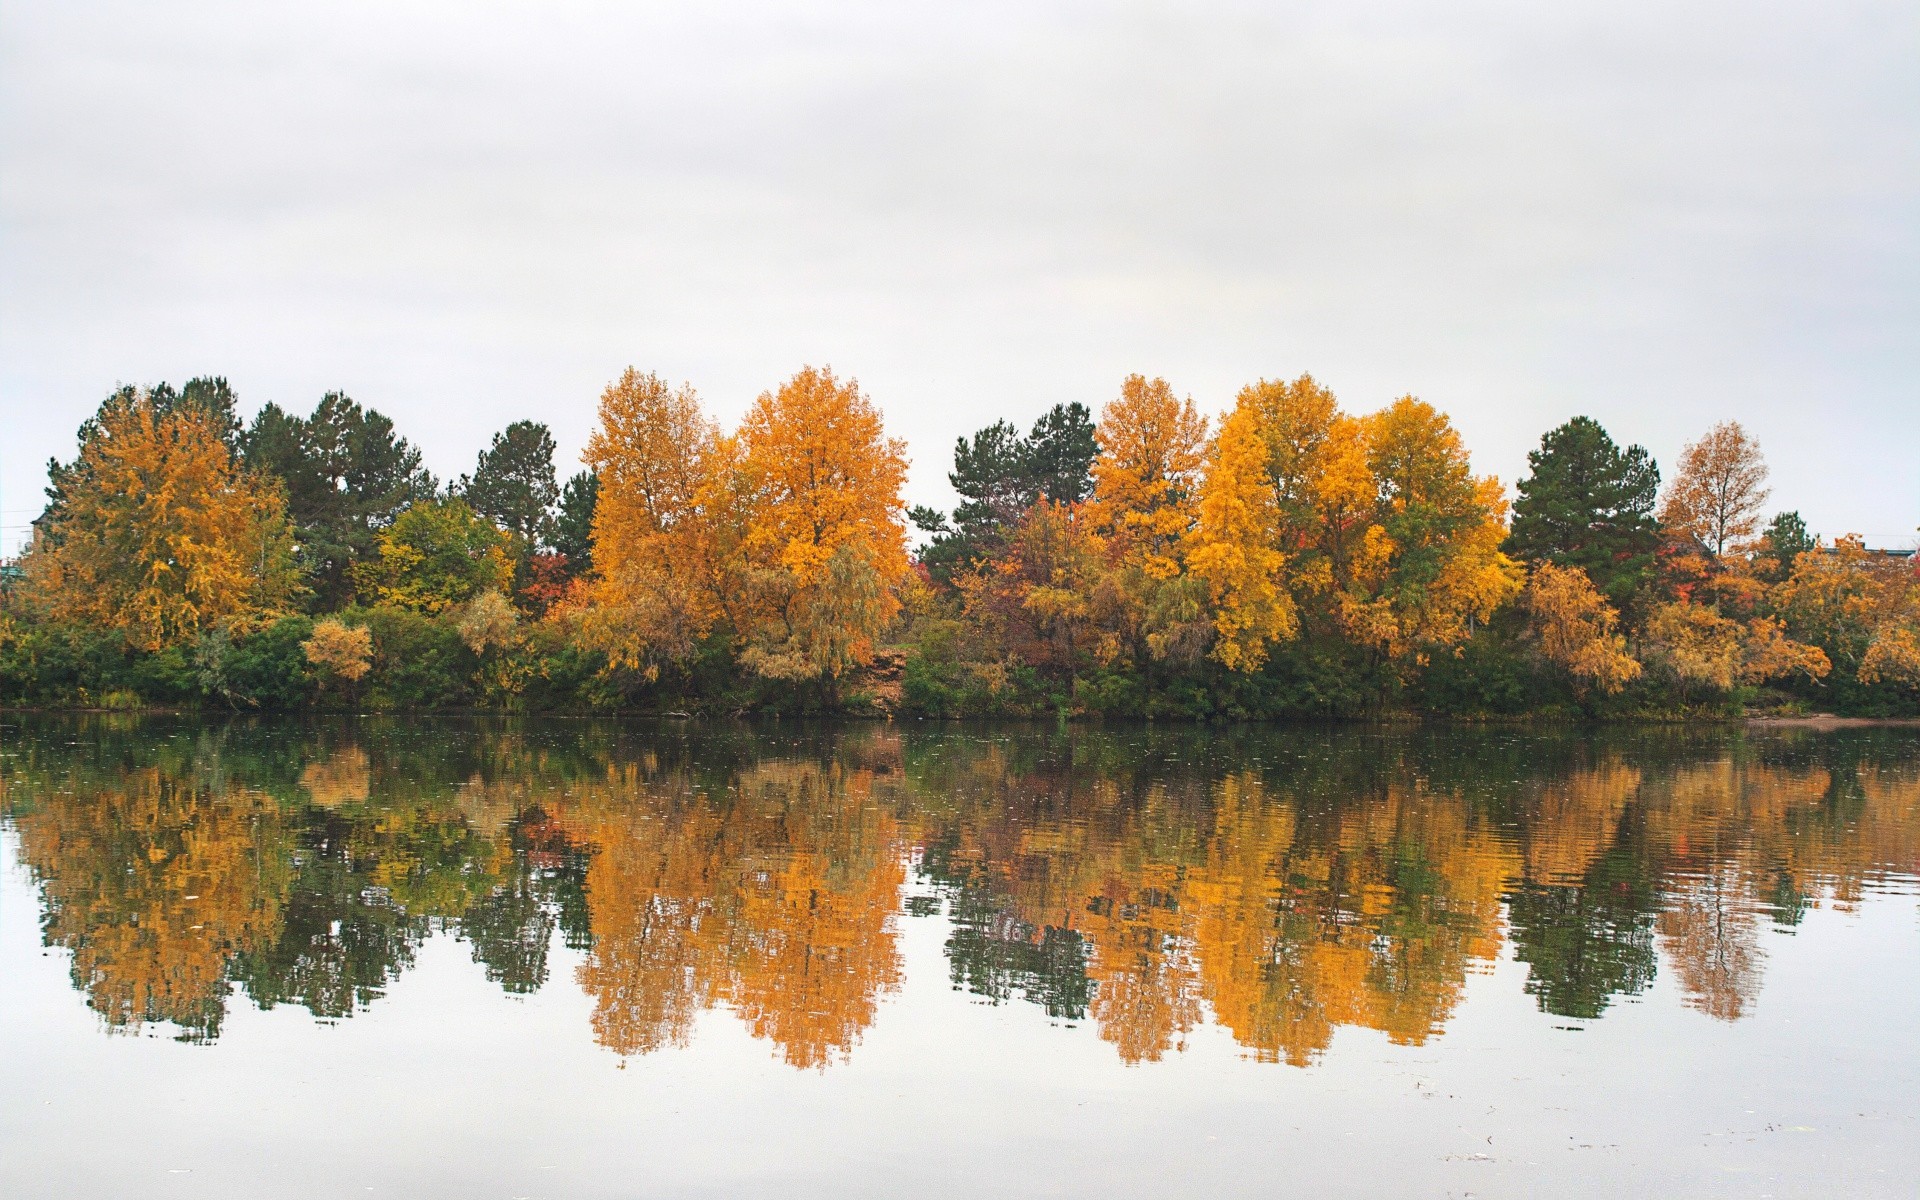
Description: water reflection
xmin=3 ymin=718 xmax=1916 ymax=1066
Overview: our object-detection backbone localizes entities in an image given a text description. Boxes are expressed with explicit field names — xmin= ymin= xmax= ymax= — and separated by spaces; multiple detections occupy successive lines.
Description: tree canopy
xmin=1507 ymin=416 xmax=1661 ymax=610
xmin=24 ymin=388 xmax=300 ymax=650
xmin=461 ymin=420 xmax=560 ymax=545
xmin=241 ymin=393 xmax=438 ymax=608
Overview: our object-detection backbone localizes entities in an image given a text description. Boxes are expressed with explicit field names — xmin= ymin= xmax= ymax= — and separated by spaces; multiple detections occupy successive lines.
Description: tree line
xmin=1 ymin=367 xmax=1915 ymax=716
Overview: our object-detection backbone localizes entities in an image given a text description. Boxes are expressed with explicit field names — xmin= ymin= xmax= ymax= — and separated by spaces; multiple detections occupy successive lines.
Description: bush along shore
xmin=2 ymin=370 xmax=1916 ymax=719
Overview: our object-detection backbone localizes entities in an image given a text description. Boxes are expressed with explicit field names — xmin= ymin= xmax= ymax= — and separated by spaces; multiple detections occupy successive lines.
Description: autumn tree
xmin=734 ymin=366 xmax=910 ymax=685
xmin=959 ymin=500 xmax=1112 ymax=687
xmin=1087 ymin=376 xmax=1208 ymax=560
xmin=456 ymin=590 xmax=520 ymax=654
xmin=241 ymin=393 xmax=439 ymax=608
xmin=1188 ymin=379 xmax=1518 ymax=672
xmin=1644 ymin=601 xmax=1829 ymax=692
xmin=1230 ymin=374 xmax=1374 ymax=603
xmin=578 ymin=369 xmax=725 ymax=676
xmin=354 ymin=497 xmax=514 ymax=614
xmin=1772 ymin=535 xmax=1920 ymax=689
xmin=303 ymin=618 xmax=373 ymax=683
xmin=1084 ymin=375 xmax=1211 ymax=667
xmin=1343 ymin=397 xmax=1521 ymax=661
xmin=1522 ymin=563 xmax=1642 ymax=695
xmin=38 ymin=379 xmax=245 ymax=516
xmin=1187 ymin=401 xmax=1295 ymax=669
xmin=24 ymin=389 xmax=301 ymax=650
xmin=1508 ymin=416 xmax=1661 ymax=610
xmin=1660 ymin=421 xmax=1769 ymax=558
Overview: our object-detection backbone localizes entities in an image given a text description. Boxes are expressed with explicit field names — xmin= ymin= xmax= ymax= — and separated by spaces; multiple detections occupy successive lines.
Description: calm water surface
xmin=2 ymin=716 xmax=1916 ymax=1198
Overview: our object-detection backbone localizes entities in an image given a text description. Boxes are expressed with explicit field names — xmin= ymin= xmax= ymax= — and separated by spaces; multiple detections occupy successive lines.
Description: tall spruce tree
xmin=913 ymin=403 xmax=1099 ymax=583
xmin=241 ymin=392 xmax=439 ymax=610
xmin=1509 ymin=416 xmax=1661 ymax=611
xmin=549 ymin=470 xmax=599 ymax=577
xmin=461 ymin=421 xmax=560 ymax=546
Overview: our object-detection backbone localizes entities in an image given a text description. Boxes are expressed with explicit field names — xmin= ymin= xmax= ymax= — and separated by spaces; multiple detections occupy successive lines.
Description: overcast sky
xmin=3 ymin=1 xmax=1915 ymax=555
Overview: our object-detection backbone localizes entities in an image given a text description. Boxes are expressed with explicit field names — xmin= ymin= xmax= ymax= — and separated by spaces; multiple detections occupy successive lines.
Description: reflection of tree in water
xmin=4 ymin=718 xmax=1918 ymax=1061
xmin=11 ymin=769 xmax=292 ymax=1042
xmin=230 ymin=799 xmax=507 ymax=1018
xmin=460 ymin=807 xmax=592 ymax=995
xmin=561 ymin=755 xmax=907 ymax=1069
xmin=1506 ymin=847 xmax=1660 ymax=1020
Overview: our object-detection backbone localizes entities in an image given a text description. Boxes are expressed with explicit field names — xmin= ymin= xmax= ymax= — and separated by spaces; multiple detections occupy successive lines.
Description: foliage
xmin=549 ymin=471 xmax=599 ymax=577
xmin=733 ymin=366 xmax=910 ymax=684
xmin=1660 ymin=420 xmax=1770 ymax=558
xmin=23 ymin=388 xmax=301 ymax=652
xmin=1770 ymin=535 xmax=1920 ymax=709
xmin=456 ymin=590 xmax=520 ymax=655
xmin=241 ymin=392 xmax=439 ymax=608
xmin=303 ymin=617 xmax=373 ymax=683
xmin=354 ymin=498 xmax=514 ymax=615
xmin=6 ymin=364 xmax=1904 ymax=719
xmin=461 ymin=420 xmax=560 ymax=545
xmin=577 ymin=369 xmax=725 ymax=677
xmin=1188 ymin=401 xmax=1294 ymax=669
xmin=914 ymin=402 xmax=1099 ymax=582
xmin=1755 ymin=511 xmax=1816 ymax=584
xmin=1508 ymin=416 xmax=1661 ymax=611
xmin=1522 ymin=563 xmax=1642 ymax=695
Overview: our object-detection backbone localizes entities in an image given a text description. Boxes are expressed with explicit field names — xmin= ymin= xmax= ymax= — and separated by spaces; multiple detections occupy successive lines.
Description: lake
xmin=2 ymin=716 xmax=1915 ymax=1198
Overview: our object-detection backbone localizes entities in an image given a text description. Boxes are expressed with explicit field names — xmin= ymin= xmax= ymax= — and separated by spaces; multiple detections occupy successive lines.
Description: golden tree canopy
xmin=303 ymin=618 xmax=373 ymax=682
xmin=1087 ymin=374 xmax=1209 ymax=559
xmin=1523 ymin=563 xmax=1642 ymax=695
xmin=23 ymin=389 xmax=300 ymax=650
xmin=1660 ymin=420 xmax=1770 ymax=557
xmin=578 ymin=369 xmax=725 ymax=674
xmin=1188 ymin=400 xmax=1296 ymax=670
xmin=734 ymin=366 xmax=910 ymax=679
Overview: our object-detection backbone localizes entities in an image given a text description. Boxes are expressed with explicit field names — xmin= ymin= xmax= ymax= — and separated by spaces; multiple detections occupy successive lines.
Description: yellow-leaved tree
xmin=1086 ymin=375 xmax=1211 ymax=666
xmin=23 ymin=389 xmax=300 ymax=650
xmin=1343 ymin=397 xmax=1521 ymax=662
xmin=1771 ymin=534 xmax=1920 ymax=688
xmin=353 ymin=497 xmax=513 ymax=614
xmin=1660 ymin=420 xmax=1769 ymax=558
xmin=1644 ymin=601 xmax=1829 ymax=692
xmin=1187 ymin=401 xmax=1294 ymax=669
xmin=577 ymin=369 xmax=727 ymax=676
xmin=733 ymin=366 xmax=910 ymax=685
xmin=1188 ymin=378 xmax=1519 ymax=673
xmin=1522 ymin=563 xmax=1642 ymax=694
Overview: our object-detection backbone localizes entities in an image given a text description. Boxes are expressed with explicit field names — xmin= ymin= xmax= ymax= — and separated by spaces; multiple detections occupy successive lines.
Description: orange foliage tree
xmin=733 ymin=366 xmax=911 ymax=684
xmin=576 ymin=368 xmax=727 ymax=676
xmin=1660 ymin=420 xmax=1770 ymax=558
xmin=22 ymin=390 xmax=300 ymax=650
xmin=1522 ymin=563 xmax=1642 ymax=695
xmin=1085 ymin=375 xmax=1211 ymax=667
xmin=1188 ymin=378 xmax=1518 ymax=672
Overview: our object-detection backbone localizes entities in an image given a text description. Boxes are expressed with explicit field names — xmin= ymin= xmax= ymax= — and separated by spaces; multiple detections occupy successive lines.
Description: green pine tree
xmin=1509 ymin=416 xmax=1661 ymax=613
